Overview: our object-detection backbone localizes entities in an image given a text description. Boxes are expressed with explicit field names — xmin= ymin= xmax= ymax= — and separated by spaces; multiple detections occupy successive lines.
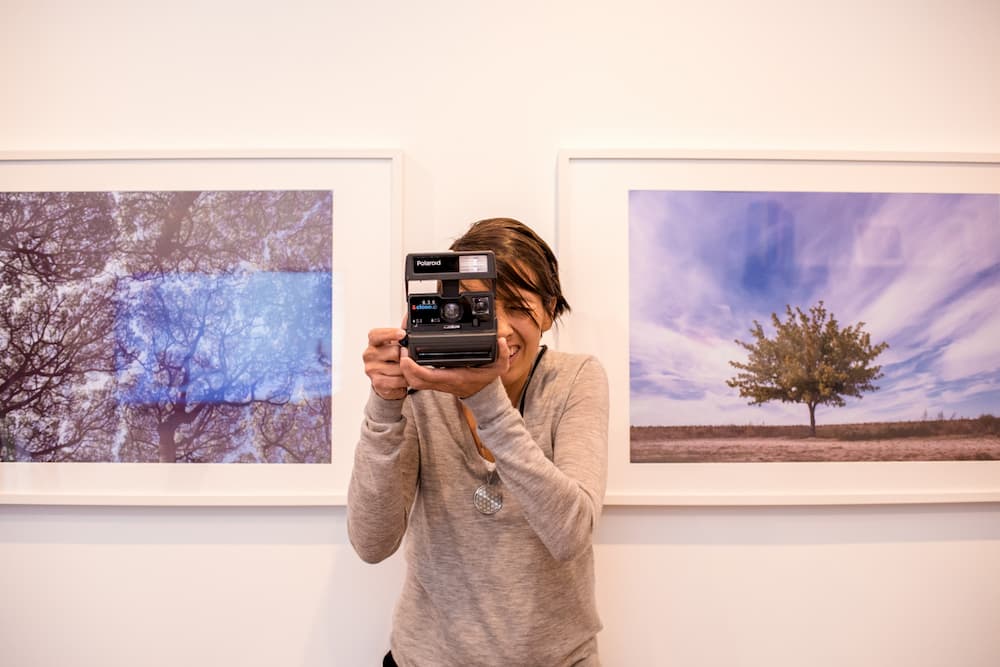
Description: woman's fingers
xmin=368 ymin=327 xmax=406 ymax=348
xmin=364 ymin=327 xmax=408 ymax=400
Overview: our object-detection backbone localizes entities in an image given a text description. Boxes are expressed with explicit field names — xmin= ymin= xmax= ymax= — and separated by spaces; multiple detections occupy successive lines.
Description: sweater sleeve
xmin=462 ymin=356 xmax=609 ymax=561
xmin=346 ymin=388 xmax=420 ymax=564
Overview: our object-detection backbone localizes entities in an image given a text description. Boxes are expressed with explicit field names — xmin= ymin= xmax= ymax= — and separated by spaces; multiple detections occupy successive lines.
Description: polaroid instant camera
xmin=403 ymin=251 xmax=497 ymax=367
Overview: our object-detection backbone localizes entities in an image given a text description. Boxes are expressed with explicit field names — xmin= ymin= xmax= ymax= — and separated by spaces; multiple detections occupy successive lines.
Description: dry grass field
xmin=631 ymin=416 xmax=1000 ymax=463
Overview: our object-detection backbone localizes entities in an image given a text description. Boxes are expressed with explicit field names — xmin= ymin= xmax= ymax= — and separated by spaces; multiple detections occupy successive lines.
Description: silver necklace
xmin=469 ymin=345 xmax=547 ymax=516
xmin=473 ymin=468 xmax=503 ymax=515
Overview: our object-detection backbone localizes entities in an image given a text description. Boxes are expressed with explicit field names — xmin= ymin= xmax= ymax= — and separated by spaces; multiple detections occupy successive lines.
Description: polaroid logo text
xmin=416 ymin=259 xmax=443 ymax=267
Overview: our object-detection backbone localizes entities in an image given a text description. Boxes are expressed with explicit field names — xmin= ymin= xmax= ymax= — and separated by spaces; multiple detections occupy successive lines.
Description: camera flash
xmin=459 ymin=254 xmax=490 ymax=274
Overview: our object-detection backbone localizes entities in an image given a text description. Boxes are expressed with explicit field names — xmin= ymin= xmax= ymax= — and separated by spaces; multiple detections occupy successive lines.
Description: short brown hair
xmin=450 ymin=217 xmax=570 ymax=325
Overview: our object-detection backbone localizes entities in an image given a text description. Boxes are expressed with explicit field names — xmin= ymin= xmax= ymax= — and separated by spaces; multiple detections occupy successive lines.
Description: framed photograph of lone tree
xmin=557 ymin=150 xmax=1000 ymax=505
xmin=0 ymin=150 xmax=401 ymax=505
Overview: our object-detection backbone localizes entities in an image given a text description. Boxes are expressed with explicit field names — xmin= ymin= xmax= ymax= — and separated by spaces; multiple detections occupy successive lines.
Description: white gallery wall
xmin=2 ymin=1 xmax=1000 ymax=665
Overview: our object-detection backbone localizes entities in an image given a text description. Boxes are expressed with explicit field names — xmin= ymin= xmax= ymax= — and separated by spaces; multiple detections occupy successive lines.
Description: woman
xmin=348 ymin=218 xmax=608 ymax=666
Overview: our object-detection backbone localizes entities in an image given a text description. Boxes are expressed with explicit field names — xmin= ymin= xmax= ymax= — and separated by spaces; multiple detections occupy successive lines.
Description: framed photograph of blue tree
xmin=4 ymin=191 xmax=332 ymax=464
xmin=0 ymin=151 xmax=402 ymax=505
xmin=557 ymin=150 xmax=1000 ymax=505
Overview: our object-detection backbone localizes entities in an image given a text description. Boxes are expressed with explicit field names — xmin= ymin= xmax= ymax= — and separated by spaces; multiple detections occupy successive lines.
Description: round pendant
xmin=473 ymin=483 xmax=503 ymax=515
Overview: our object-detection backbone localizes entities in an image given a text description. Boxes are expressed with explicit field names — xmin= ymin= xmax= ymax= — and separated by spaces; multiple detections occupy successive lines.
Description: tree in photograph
xmin=117 ymin=190 xmax=332 ymax=275
xmin=727 ymin=301 xmax=889 ymax=436
xmin=0 ymin=191 xmax=118 ymax=286
xmin=2 ymin=189 xmax=333 ymax=463
xmin=252 ymin=396 xmax=332 ymax=463
xmin=0 ymin=192 xmax=120 ymax=461
xmin=1 ymin=284 xmax=119 ymax=461
xmin=118 ymin=270 xmax=329 ymax=462
xmin=114 ymin=191 xmax=333 ymax=462
xmin=249 ymin=332 xmax=332 ymax=463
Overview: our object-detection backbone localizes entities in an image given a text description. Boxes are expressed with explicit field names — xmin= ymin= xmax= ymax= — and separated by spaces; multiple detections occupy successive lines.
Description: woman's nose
xmin=496 ymin=307 xmax=513 ymax=338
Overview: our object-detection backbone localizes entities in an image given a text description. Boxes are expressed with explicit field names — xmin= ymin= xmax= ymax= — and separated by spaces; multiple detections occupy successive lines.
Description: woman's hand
xmin=363 ymin=328 xmax=409 ymax=400
xmin=400 ymin=338 xmax=511 ymax=399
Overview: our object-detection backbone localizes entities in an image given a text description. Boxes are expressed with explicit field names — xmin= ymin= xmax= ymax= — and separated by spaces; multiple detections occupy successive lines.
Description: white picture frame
xmin=557 ymin=149 xmax=1000 ymax=505
xmin=0 ymin=150 xmax=402 ymax=505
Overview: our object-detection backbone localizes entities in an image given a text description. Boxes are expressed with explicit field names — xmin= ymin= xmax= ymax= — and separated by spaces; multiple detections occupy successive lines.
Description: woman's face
xmin=495 ymin=285 xmax=552 ymax=399
xmin=464 ymin=277 xmax=553 ymax=402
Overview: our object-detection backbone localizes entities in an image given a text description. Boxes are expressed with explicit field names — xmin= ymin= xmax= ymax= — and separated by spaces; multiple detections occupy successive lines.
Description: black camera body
xmin=404 ymin=251 xmax=497 ymax=367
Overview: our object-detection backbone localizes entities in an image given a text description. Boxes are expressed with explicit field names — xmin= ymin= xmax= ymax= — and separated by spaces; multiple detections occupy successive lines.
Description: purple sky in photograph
xmin=629 ymin=190 xmax=1000 ymax=427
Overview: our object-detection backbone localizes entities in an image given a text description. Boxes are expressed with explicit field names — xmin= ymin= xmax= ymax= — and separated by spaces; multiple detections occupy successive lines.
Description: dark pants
xmin=382 ymin=651 xmax=398 ymax=667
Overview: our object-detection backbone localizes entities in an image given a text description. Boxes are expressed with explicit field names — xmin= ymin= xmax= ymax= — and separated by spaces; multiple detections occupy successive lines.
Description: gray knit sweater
xmin=347 ymin=349 xmax=609 ymax=666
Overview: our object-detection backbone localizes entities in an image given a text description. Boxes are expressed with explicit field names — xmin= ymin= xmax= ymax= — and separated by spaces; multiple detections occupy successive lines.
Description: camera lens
xmin=442 ymin=301 xmax=463 ymax=323
xmin=471 ymin=296 xmax=490 ymax=316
